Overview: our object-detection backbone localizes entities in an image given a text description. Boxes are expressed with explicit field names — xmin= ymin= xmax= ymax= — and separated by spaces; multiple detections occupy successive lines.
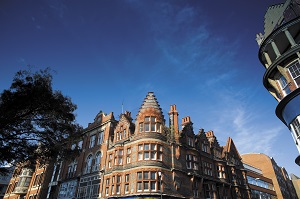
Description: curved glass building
xmin=256 ymin=0 xmax=300 ymax=164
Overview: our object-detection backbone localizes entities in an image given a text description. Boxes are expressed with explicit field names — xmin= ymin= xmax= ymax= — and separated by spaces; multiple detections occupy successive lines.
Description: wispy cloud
xmin=210 ymin=88 xmax=282 ymax=155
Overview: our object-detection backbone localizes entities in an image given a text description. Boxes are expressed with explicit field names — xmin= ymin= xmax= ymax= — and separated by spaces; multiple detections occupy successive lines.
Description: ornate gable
xmin=223 ymin=137 xmax=242 ymax=166
xmin=113 ymin=111 xmax=134 ymax=143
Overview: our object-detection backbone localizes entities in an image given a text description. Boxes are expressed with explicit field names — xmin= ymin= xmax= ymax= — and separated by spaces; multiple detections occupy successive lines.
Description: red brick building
xmin=4 ymin=92 xmax=251 ymax=199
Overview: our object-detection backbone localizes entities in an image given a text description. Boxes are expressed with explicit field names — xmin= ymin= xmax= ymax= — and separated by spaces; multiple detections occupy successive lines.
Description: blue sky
xmin=1 ymin=0 xmax=299 ymax=176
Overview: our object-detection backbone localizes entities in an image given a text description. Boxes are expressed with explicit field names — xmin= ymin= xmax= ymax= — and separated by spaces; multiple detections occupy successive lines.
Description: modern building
xmin=4 ymin=92 xmax=251 ymax=199
xmin=241 ymin=153 xmax=297 ymax=199
xmin=290 ymin=173 xmax=300 ymax=198
xmin=256 ymin=0 xmax=300 ymax=164
xmin=243 ymin=163 xmax=276 ymax=198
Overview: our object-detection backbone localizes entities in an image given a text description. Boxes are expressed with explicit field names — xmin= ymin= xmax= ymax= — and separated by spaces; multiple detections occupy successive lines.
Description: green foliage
xmin=0 ymin=68 xmax=82 ymax=174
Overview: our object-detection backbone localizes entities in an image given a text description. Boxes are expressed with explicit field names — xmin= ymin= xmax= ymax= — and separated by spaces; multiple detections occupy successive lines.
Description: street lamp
xmin=158 ymin=171 xmax=162 ymax=199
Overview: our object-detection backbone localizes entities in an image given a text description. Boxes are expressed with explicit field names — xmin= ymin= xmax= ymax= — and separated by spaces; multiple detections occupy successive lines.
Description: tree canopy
xmin=0 ymin=68 xmax=82 ymax=174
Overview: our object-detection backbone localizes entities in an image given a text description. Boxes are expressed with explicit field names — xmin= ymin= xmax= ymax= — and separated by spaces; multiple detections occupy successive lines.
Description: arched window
xmin=85 ymin=155 xmax=93 ymax=174
xmin=94 ymin=152 xmax=101 ymax=171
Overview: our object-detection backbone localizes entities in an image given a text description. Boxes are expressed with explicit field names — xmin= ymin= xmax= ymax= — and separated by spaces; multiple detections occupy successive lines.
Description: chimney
xmin=181 ymin=116 xmax=192 ymax=127
xmin=169 ymin=104 xmax=179 ymax=141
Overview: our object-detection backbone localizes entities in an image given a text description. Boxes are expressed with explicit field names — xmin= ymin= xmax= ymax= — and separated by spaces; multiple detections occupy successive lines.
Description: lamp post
xmin=158 ymin=171 xmax=162 ymax=199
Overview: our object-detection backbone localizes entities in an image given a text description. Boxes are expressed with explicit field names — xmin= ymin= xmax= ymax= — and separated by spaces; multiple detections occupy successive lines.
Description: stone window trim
xmin=139 ymin=116 xmax=161 ymax=133
xmin=136 ymin=171 xmax=161 ymax=192
xmin=110 ymin=174 xmax=122 ymax=195
xmin=126 ymin=148 xmax=131 ymax=164
xmin=138 ymin=143 xmax=163 ymax=161
xmin=124 ymin=173 xmax=130 ymax=193
xmin=114 ymin=149 xmax=123 ymax=166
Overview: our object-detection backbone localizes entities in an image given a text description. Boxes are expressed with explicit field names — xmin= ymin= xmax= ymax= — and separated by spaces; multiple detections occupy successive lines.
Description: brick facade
xmin=4 ymin=92 xmax=251 ymax=199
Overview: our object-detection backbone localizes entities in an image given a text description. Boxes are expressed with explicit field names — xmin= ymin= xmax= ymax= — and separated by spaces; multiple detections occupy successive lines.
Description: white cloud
xmin=210 ymin=88 xmax=282 ymax=155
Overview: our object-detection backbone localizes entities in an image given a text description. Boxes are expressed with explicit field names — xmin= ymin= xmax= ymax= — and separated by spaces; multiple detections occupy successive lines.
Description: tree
xmin=0 ymin=68 xmax=82 ymax=174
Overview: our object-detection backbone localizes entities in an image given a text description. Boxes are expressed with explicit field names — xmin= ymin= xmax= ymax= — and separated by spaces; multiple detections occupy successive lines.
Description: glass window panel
xmin=125 ymin=174 xmax=129 ymax=182
xmin=145 ymin=117 xmax=150 ymax=122
xmin=144 ymin=144 xmax=149 ymax=150
xmin=151 ymin=117 xmax=156 ymax=122
xmin=137 ymin=182 xmax=142 ymax=191
xmin=145 ymin=124 xmax=150 ymax=131
xmin=150 ymin=181 xmax=156 ymax=190
xmin=139 ymin=123 xmax=143 ymax=132
xmin=151 ymin=152 xmax=156 ymax=160
xmin=151 ymin=124 xmax=156 ymax=131
xmin=144 ymin=172 xmax=149 ymax=179
xmin=138 ymin=152 xmax=143 ymax=160
xmin=150 ymin=172 xmax=156 ymax=179
xmin=151 ymin=144 xmax=156 ymax=150
xmin=144 ymin=152 xmax=149 ymax=159
xmin=158 ymin=145 xmax=162 ymax=151
xmin=137 ymin=172 xmax=142 ymax=180
xmin=144 ymin=182 xmax=149 ymax=190
xmin=138 ymin=145 xmax=143 ymax=150
xmin=157 ymin=123 xmax=161 ymax=132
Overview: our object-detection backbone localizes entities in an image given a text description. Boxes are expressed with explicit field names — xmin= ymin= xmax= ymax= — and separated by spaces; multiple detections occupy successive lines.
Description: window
xmin=114 ymin=150 xmax=123 ymax=165
xmin=93 ymin=152 xmax=101 ymax=171
xmin=98 ymin=131 xmax=104 ymax=144
xmin=125 ymin=174 xmax=130 ymax=193
xmin=204 ymin=184 xmax=211 ymax=199
xmin=138 ymin=143 xmax=162 ymax=161
xmin=105 ymin=178 xmax=110 ymax=196
xmin=278 ymin=75 xmax=291 ymax=95
xmin=116 ymin=131 xmax=122 ymax=141
xmin=67 ymin=161 xmax=77 ymax=178
xmin=291 ymin=117 xmax=300 ymax=138
xmin=288 ymin=60 xmax=300 ymax=86
xmin=136 ymin=171 xmax=160 ymax=192
xmin=108 ymin=154 xmax=112 ymax=168
xmin=193 ymin=181 xmax=199 ymax=198
xmin=124 ymin=129 xmax=127 ymax=138
xmin=217 ymin=165 xmax=226 ymax=179
xmin=89 ymin=135 xmax=96 ymax=148
xmin=85 ymin=155 xmax=93 ymax=174
xmin=203 ymin=162 xmax=213 ymax=176
xmin=126 ymin=148 xmax=131 ymax=164
xmin=187 ymin=137 xmax=195 ymax=147
xmin=202 ymin=143 xmax=209 ymax=153
xmin=110 ymin=175 xmax=121 ymax=195
xmin=59 ymin=181 xmax=77 ymax=198
xmin=186 ymin=155 xmax=192 ymax=169
xmin=186 ymin=154 xmax=198 ymax=170
xmin=139 ymin=116 xmax=161 ymax=133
